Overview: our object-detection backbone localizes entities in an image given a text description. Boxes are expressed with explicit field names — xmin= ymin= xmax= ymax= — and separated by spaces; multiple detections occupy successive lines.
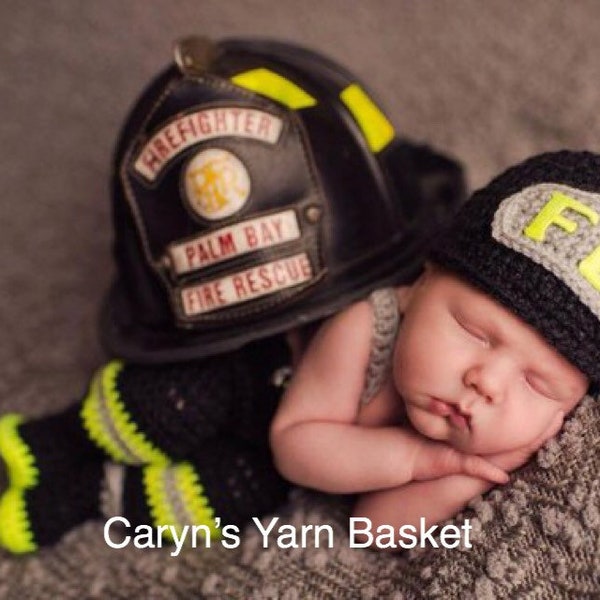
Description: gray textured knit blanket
xmin=1 ymin=1 xmax=600 ymax=598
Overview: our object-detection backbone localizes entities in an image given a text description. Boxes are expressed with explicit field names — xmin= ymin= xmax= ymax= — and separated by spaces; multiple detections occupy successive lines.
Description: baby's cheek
xmin=511 ymin=407 xmax=556 ymax=447
xmin=406 ymin=405 xmax=447 ymax=442
xmin=393 ymin=344 xmax=436 ymax=390
xmin=391 ymin=345 xmax=416 ymax=394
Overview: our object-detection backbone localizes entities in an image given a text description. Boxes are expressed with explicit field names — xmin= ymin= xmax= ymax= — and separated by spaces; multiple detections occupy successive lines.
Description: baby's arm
xmin=353 ymin=411 xmax=565 ymax=543
xmin=270 ymin=300 xmax=507 ymax=494
xmin=354 ymin=474 xmax=491 ymax=539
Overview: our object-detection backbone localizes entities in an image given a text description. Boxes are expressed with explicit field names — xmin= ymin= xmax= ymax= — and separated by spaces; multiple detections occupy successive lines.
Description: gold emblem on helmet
xmin=183 ymin=149 xmax=250 ymax=220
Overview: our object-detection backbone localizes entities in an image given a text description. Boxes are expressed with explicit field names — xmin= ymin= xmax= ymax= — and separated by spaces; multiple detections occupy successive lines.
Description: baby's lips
xmin=429 ymin=397 xmax=452 ymax=416
xmin=430 ymin=397 xmax=471 ymax=430
xmin=448 ymin=411 xmax=470 ymax=431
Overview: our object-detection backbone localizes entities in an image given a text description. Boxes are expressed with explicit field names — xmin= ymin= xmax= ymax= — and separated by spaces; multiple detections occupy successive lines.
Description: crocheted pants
xmin=0 ymin=335 xmax=291 ymax=551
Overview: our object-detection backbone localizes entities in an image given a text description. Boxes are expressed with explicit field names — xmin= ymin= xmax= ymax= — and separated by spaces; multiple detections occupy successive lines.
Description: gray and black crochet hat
xmin=430 ymin=150 xmax=600 ymax=383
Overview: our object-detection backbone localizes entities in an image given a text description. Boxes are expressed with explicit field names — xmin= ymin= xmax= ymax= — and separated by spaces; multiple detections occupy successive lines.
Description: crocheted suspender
xmin=359 ymin=288 xmax=401 ymax=405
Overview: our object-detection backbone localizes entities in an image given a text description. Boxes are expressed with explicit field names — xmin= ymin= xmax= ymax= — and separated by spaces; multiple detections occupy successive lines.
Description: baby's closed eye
xmin=452 ymin=312 xmax=490 ymax=346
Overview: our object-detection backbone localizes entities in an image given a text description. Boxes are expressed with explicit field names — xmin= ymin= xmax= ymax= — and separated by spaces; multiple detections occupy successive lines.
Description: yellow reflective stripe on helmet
xmin=143 ymin=463 xmax=220 ymax=541
xmin=231 ymin=68 xmax=317 ymax=109
xmin=80 ymin=361 xmax=169 ymax=466
xmin=0 ymin=488 xmax=37 ymax=553
xmin=339 ymin=83 xmax=395 ymax=153
xmin=0 ymin=414 xmax=38 ymax=489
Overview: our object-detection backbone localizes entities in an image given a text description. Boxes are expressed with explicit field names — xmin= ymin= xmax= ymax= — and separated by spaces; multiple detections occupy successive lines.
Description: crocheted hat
xmin=430 ymin=150 xmax=600 ymax=383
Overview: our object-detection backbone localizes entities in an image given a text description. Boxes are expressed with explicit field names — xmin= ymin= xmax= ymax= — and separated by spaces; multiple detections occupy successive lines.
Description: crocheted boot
xmin=0 ymin=406 xmax=104 ymax=553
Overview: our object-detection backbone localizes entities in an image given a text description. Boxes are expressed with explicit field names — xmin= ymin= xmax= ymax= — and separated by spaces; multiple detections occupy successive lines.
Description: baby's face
xmin=393 ymin=267 xmax=589 ymax=454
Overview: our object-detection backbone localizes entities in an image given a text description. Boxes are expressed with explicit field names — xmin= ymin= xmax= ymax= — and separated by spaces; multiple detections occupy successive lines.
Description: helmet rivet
xmin=173 ymin=36 xmax=218 ymax=77
xmin=305 ymin=205 xmax=322 ymax=223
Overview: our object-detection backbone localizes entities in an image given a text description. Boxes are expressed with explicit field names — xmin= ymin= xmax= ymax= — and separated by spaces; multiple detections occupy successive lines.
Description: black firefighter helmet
xmin=100 ymin=36 xmax=465 ymax=363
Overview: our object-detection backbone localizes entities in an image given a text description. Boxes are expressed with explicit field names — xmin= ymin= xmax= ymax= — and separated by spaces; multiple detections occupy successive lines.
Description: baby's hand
xmin=484 ymin=411 xmax=564 ymax=473
xmin=411 ymin=435 xmax=509 ymax=484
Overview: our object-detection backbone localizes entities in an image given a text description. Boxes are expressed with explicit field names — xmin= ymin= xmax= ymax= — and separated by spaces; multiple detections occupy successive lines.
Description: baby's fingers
xmin=460 ymin=453 xmax=510 ymax=484
xmin=415 ymin=445 xmax=509 ymax=483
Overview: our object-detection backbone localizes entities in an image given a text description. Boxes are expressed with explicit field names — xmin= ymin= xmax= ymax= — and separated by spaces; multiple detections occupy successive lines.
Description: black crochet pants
xmin=15 ymin=334 xmax=291 ymax=547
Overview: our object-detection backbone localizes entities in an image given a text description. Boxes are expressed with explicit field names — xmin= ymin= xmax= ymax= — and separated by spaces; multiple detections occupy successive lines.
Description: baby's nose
xmin=457 ymin=396 xmax=476 ymax=413
xmin=463 ymin=364 xmax=506 ymax=405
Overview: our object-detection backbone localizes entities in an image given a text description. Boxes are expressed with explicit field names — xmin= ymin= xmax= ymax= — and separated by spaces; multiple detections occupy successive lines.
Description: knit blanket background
xmin=1 ymin=1 xmax=599 ymax=598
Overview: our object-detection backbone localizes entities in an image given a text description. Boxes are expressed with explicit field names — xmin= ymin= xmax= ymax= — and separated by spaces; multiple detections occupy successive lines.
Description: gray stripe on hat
xmin=492 ymin=183 xmax=600 ymax=319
